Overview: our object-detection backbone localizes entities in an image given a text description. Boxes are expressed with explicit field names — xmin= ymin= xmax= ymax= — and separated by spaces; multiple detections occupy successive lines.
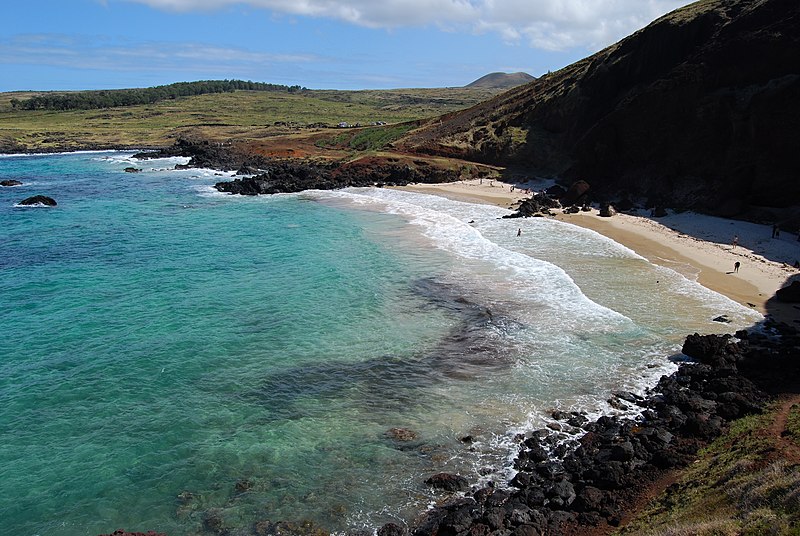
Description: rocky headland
xmin=399 ymin=0 xmax=800 ymax=226
xmin=387 ymin=319 xmax=800 ymax=536
xmin=134 ymin=139 xmax=489 ymax=195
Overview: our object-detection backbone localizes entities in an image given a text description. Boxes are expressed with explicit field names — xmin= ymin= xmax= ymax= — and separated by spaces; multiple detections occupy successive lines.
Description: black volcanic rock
xmin=378 ymin=523 xmax=407 ymax=536
xmin=214 ymin=159 xmax=465 ymax=195
xmin=504 ymin=193 xmax=561 ymax=218
xmin=19 ymin=195 xmax=57 ymax=206
xmin=561 ymin=180 xmax=591 ymax=207
xmin=425 ymin=473 xmax=470 ymax=492
xmin=407 ymin=327 xmax=783 ymax=536
xmin=598 ymin=203 xmax=617 ymax=217
xmin=134 ymin=138 xmax=270 ymax=172
xmin=1 ymin=179 xmax=22 ymax=186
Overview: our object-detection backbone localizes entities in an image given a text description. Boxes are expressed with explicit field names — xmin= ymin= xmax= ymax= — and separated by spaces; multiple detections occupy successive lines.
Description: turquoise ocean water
xmin=0 ymin=152 xmax=761 ymax=535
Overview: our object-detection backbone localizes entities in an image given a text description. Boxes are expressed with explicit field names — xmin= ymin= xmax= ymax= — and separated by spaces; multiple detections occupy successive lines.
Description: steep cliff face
xmin=402 ymin=0 xmax=800 ymax=216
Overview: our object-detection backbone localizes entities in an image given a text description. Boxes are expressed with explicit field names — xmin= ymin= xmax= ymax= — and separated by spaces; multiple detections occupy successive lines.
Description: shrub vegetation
xmin=10 ymin=80 xmax=306 ymax=111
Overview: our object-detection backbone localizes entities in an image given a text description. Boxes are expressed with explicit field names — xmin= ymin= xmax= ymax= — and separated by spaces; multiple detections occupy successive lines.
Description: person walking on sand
xmin=732 ymin=235 xmax=739 ymax=249
xmin=734 ymin=261 xmax=740 ymax=273
xmin=517 ymin=228 xmax=522 ymax=237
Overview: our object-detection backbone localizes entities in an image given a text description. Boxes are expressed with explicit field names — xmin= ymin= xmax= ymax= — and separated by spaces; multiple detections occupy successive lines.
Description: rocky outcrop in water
xmin=389 ymin=321 xmax=800 ymax=536
xmin=133 ymin=138 xmax=269 ymax=172
xmin=426 ymin=473 xmax=471 ymax=493
xmin=18 ymin=195 xmax=57 ymax=206
xmin=1 ymin=179 xmax=22 ymax=186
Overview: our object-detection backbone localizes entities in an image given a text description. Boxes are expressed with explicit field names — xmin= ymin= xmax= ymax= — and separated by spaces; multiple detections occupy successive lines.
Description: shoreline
xmin=398 ymin=178 xmax=800 ymax=535
xmin=9 ymin=151 xmax=797 ymax=534
xmin=398 ymin=179 xmax=800 ymax=325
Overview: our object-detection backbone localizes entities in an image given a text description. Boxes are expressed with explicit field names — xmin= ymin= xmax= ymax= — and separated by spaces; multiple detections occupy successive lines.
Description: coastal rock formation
xmin=598 ymin=203 xmax=617 ymax=217
xmin=560 ymin=181 xmax=591 ymax=207
xmin=401 ymin=0 xmax=800 ymax=219
xmin=1 ymin=179 xmax=22 ymax=186
xmin=393 ymin=322 xmax=797 ymax=536
xmin=503 ymin=193 xmax=561 ymax=218
xmin=425 ymin=473 xmax=470 ymax=492
xmin=124 ymin=167 xmax=141 ymax=173
xmin=214 ymin=158 xmax=468 ymax=195
xmin=136 ymin=139 xmax=481 ymax=195
xmin=18 ymin=195 xmax=57 ymax=206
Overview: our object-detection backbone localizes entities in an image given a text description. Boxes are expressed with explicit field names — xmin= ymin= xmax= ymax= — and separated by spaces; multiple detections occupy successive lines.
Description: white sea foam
xmin=94 ymin=153 xmax=193 ymax=172
xmin=320 ymin=187 xmax=635 ymax=331
xmin=313 ymin=187 xmax=763 ymax=483
xmin=12 ymin=202 xmax=55 ymax=208
xmin=228 ymin=185 xmax=761 ymax=526
xmin=93 ymin=153 xmax=138 ymax=164
xmin=192 ymin=184 xmax=229 ymax=197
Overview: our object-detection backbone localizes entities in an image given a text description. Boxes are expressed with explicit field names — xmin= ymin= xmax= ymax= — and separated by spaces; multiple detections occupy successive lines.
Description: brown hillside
xmin=400 ymin=0 xmax=800 ymax=220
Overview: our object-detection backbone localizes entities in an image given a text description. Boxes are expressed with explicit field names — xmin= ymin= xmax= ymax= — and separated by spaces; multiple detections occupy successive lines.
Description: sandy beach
xmin=401 ymin=179 xmax=800 ymax=325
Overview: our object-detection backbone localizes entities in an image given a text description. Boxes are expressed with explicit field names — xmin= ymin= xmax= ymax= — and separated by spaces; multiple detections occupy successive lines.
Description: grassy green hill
xmin=0 ymin=86 xmax=497 ymax=153
xmin=620 ymin=397 xmax=800 ymax=535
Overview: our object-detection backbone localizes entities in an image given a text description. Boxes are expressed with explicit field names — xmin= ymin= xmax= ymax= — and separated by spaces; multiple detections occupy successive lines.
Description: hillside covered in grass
xmin=620 ymin=397 xmax=800 ymax=535
xmin=0 ymin=85 xmax=498 ymax=153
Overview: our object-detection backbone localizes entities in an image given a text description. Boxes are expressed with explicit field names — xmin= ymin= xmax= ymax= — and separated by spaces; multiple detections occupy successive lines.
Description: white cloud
xmin=119 ymin=0 xmax=692 ymax=50
xmin=0 ymin=34 xmax=320 ymax=73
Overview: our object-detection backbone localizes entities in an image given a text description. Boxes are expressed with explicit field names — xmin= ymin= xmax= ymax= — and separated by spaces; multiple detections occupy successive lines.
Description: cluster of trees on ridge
xmin=10 ymin=80 xmax=307 ymax=111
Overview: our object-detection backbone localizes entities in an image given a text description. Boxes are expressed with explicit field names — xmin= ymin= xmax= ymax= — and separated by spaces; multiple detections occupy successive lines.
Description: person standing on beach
xmin=734 ymin=261 xmax=740 ymax=273
xmin=733 ymin=235 xmax=739 ymax=249
xmin=517 ymin=228 xmax=522 ymax=237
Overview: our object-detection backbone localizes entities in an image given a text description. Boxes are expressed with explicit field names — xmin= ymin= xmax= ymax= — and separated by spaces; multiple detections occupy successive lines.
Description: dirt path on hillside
xmin=566 ymin=394 xmax=800 ymax=536
xmin=765 ymin=394 xmax=800 ymax=465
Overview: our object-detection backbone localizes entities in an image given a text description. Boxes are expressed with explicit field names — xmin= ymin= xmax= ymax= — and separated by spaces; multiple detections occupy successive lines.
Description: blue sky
xmin=2 ymin=0 xmax=692 ymax=92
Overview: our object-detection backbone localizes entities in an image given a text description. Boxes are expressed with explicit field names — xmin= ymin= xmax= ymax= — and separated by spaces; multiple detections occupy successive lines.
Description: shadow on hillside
xmin=747 ymin=273 xmax=800 ymax=396
xmin=765 ymin=272 xmax=800 ymax=324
